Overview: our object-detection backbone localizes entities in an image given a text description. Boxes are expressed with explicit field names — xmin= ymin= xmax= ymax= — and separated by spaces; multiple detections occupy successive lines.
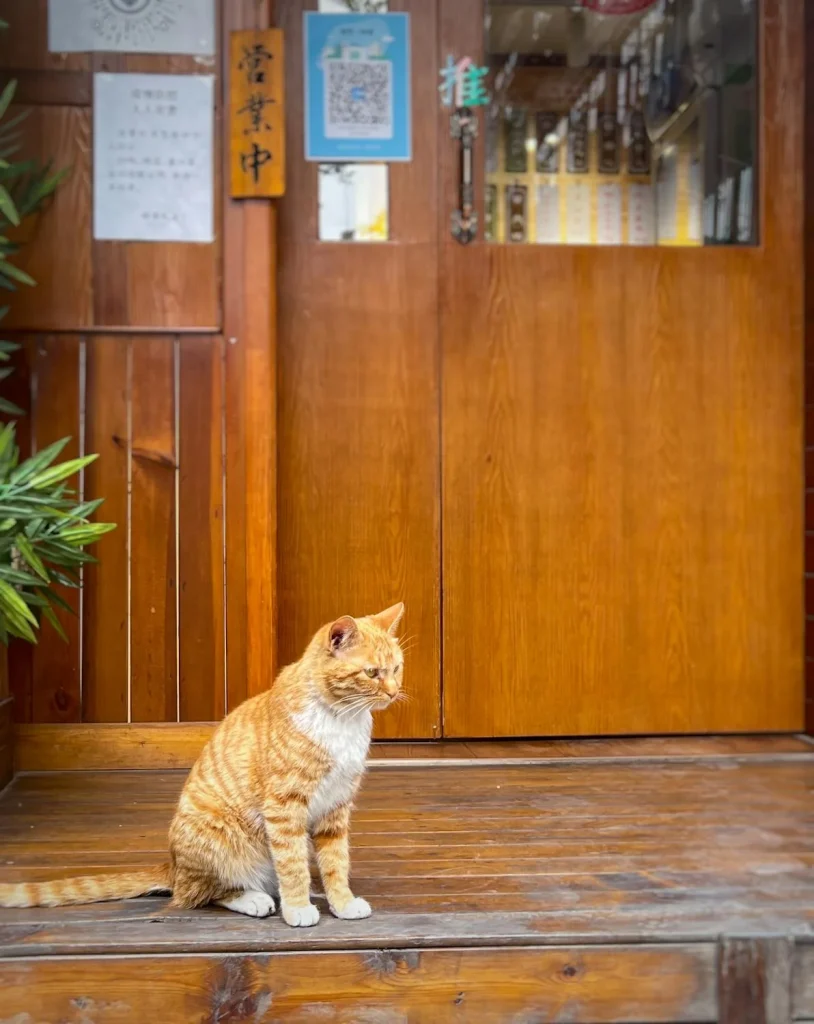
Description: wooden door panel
xmin=440 ymin=0 xmax=803 ymax=737
xmin=278 ymin=244 xmax=441 ymax=739
xmin=276 ymin=0 xmax=441 ymax=739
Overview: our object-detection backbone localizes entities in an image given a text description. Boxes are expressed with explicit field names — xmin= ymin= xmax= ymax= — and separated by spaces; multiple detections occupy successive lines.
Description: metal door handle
xmin=451 ymin=107 xmax=478 ymax=244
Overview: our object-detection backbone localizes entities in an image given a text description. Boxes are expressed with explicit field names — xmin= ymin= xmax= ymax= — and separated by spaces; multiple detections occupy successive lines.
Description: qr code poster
xmin=304 ymin=12 xmax=411 ymax=162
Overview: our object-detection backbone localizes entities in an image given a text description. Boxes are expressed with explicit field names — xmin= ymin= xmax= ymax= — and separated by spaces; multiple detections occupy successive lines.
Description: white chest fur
xmin=292 ymin=701 xmax=372 ymax=827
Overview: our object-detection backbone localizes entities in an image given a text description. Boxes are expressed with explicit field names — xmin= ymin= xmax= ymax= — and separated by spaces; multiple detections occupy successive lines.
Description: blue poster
xmin=303 ymin=12 xmax=411 ymax=162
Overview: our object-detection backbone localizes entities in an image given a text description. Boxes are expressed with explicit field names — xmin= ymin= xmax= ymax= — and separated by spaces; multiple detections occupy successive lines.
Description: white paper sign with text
xmin=94 ymin=73 xmax=214 ymax=243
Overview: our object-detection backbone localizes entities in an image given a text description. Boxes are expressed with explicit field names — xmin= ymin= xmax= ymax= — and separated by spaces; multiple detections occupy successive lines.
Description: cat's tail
xmin=0 ymin=865 xmax=171 ymax=907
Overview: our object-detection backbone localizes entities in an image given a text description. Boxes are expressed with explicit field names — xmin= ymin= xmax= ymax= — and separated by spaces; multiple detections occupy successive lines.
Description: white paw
xmin=220 ymin=890 xmax=276 ymax=918
xmin=332 ymin=896 xmax=372 ymax=920
xmin=282 ymin=902 xmax=320 ymax=928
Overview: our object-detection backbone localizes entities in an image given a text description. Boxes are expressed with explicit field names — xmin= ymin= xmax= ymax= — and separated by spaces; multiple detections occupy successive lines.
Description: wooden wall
xmin=0 ymin=1 xmax=276 ymax=726
xmin=806 ymin=0 xmax=814 ymax=735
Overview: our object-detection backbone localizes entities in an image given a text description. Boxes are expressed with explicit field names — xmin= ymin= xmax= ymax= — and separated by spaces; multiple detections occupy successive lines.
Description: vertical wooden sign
xmin=230 ymin=28 xmax=285 ymax=198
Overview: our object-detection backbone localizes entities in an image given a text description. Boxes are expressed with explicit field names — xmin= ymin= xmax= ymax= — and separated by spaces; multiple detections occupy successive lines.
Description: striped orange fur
xmin=0 ymin=603 xmax=405 ymax=927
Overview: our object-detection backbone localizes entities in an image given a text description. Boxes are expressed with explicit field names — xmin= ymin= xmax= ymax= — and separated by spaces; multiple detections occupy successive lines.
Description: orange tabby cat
xmin=0 ymin=603 xmax=405 ymax=927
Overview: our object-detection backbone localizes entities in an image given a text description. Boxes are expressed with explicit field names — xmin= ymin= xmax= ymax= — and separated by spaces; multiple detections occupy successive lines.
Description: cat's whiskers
xmin=334 ymin=696 xmax=377 ymax=720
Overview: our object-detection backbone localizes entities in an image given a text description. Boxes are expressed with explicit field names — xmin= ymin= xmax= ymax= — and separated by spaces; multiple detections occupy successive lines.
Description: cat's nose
xmin=382 ymin=679 xmax=398 ymax=698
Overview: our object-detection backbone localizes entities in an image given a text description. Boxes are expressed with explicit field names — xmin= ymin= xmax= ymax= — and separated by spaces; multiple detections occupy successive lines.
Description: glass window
xmin=483 ymin=0 xmax=758 ymax=246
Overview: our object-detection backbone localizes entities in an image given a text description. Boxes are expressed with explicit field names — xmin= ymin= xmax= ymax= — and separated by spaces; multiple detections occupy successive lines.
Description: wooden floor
xmin=2 ymin=744 xmax=814 ymax=1021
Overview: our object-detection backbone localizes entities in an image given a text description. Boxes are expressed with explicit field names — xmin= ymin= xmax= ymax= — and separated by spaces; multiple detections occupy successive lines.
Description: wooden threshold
xmin=12 ymin=722 xmax=814 ymax=772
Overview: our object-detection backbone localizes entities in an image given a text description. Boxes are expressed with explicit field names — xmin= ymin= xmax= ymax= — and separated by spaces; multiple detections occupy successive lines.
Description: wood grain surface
xmin=439 ymin=0 xmax=804 ymax=736
xmin=129 ymin=338 xmax=177 ymax=723
xmin=0 ymin=945 xmax=718 ymax=1023
xmin=82 ymin=337 xmax=130 ymax=723
xmin=178 ymin=336 xmax=225 ymax=722
xmin=1 ymin=759 xmax=814 ymax=979
xmin=276 ymin=0 xmax=440 ymax=739
xmin=12 ymin=726 xmax=814 ymax=773
xmin=29 ymin=337 xmax=81 ymax=723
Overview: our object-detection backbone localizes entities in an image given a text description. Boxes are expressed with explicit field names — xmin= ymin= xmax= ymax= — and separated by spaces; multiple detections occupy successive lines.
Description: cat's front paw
xmin=332 ymin=896 xmax=372 ymax=920
xmin=281 ymin=902 xmax=320 ymax=928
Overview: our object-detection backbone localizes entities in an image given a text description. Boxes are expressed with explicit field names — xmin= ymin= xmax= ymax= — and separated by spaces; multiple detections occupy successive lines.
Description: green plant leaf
xmin=69 ymin=498 xmax=105 ymax=520
xmin=59 ymin=521 xmax=116 ymax=546
xmin=0 ymin=80 xmax=17 ymax=123
xmin=0 ymin=420 xmax=15 ymax=459
xmin=0 ymin=565 xmax=43 ymax=587
xmin=48 ymin=588 xmax=76 ymax=614
xmin=3 ymin=611 xmax=36 ymax=644
xmin=0 ymin=184 xmax=19 ymax=226
xmin=41 ymin=603 xmax=68 ymax=641
xmin=30 ymin=453 xmax=98 ymax=490
xmin=0 ymin=259 xmax=34 ymax=286
xmin=0 ymin=576 xmax=37 ymax=626
xmin=9 ymin=436 xmax=70 ymax=485
xmin=14 ymin=533 xmax=48 ymax=581
xmin=0 ymin=397 xmax=23 ymax=416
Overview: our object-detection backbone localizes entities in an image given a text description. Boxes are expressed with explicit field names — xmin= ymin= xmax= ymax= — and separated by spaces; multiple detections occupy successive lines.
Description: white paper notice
xmin=596 ymin=183 xmax=622 ymax=245
xmin=535 ymin=184 xmax=560 ymax=244
xmin=49 ymin=0 xmax=215 ymax=56
xmin=628 ymin=183 xmax=655 ymax=245
xmin=565 ymin=183 xmax=591 ymax=245
xmin=94 ymin=73 xmax=214 ymax=243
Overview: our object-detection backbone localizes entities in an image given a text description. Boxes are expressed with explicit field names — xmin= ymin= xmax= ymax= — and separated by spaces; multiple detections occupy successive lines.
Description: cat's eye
xmin=364 ymin=667 xmax=379 ymax=679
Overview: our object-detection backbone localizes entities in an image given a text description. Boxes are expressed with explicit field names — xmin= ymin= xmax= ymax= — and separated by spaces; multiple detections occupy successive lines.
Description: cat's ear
xmin=371 ymin=602 xmax=404 ymax=636
xmin=328 ymin=615 xmax=359 ymax=653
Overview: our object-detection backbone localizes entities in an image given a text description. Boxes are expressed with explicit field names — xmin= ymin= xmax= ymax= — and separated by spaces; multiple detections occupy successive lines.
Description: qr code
xmin=324 ymin=60 xmax=393 ymax=141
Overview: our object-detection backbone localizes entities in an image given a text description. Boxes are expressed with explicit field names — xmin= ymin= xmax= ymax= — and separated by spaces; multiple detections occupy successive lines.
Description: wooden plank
xmin=0 ymin=945 xmax=717 ymax=1023
xmin=82 ymin=337 xmax=130 ymax=723
xmin=4 ymin=107 xmax=93 ymax=331
xmin=230 ymin=29 xmax=285 ymax=198
xmin=276 ymin=0 xmax=439 ymax=739
xmin=718 ymin=938 xmax=793 ymax=1024
xmin=0 ymin=697 xmax=11 ymax=791
xmin=178 ymin=336 xmax=225 ymax=721
xmin=2 ymin=341 xmax=33 ymax=724
xmin=277 ymin=245 xmax=440 ymax=740
xmin=13 ymin=726 xmax=814 ymax=773
xmin=793 ymin=945 xmax=814 ymax=1018
xmin=0 ymin=69 xmax=91 ymax=106
xmin=130 ymin=338 xmax=177 ymax=722
xmin=14 ymin=724 xmax=210 ymax=772
xmin=222 ymin=2 xmax=278 ymax=709
xmin=30 ymin=336 xmax=81 ymax=723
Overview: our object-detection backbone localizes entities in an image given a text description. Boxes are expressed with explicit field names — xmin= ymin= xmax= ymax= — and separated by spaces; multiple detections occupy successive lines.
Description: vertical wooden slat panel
xmin=5 ymin=341 xmax=33 ymax=723
xmin=243 ymin=204 xmax=276 ymax=700
xmin=83 ymin=337 xmax=129 ymax=723
xmin=30 ymin=336 xmax=81 ymax=723
xmin=178 ymin=336 xmax=225 ymax=721
xmin=130 ymin=338 xmax=177 ymax=722
xmin=718 ymin=938 xmax=792 ymax=1024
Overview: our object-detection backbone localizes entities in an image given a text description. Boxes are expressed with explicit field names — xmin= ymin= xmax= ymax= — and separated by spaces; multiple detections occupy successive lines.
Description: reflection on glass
xmin=317 ymin=0 xmax=390 ymax=242
xmin=483 ymin=0 xmax=758 ymax=246
xmin=318 ymin=164 xmax=389 ymax=241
